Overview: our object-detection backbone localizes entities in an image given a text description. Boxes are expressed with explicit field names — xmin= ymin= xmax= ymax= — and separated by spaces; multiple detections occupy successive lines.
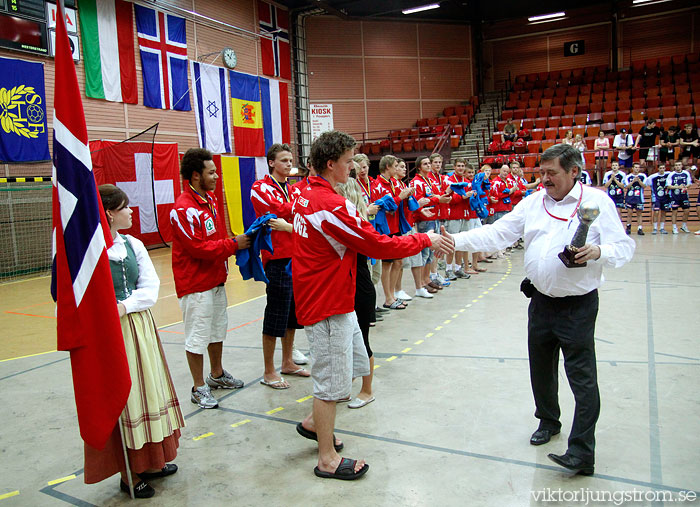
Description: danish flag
xmin=51 ymin=2 xmax=131 ymax=450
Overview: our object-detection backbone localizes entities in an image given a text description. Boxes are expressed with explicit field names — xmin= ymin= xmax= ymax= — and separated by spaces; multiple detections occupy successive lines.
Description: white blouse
xmin=107 ymin=234 xmax=160 ymax=314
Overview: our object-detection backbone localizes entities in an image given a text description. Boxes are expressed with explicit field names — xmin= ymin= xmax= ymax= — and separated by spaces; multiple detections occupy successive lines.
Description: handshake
xmin=426 ymin=225 xmax=456 ymax=258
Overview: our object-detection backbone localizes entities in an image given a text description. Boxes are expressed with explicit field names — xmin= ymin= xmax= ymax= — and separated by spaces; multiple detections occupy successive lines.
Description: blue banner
xmin=0 ymin=57 xmax=50 ymax=162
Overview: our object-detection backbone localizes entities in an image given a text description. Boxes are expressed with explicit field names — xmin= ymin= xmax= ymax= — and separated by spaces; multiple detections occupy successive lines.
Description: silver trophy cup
xmin=558 ymin=203 xmax=600 ymax=268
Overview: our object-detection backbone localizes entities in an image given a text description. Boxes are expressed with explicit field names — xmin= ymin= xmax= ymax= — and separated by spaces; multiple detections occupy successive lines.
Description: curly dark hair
xmin=180 ymin=148 xmax=213 ymax=181
xmin=310 ymin=131 xmax=356 ymax=175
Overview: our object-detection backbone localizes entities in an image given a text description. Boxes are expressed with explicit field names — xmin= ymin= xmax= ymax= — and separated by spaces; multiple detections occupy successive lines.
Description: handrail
xmin=432 ymin=124 xmax=452 ymax=155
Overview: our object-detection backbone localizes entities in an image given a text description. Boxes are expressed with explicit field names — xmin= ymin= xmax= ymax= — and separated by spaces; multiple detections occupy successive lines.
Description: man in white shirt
xmin=612 ymin=128 xmax=635 ymax=169
xmin=446 ymin=144 xmax=635 ymax=475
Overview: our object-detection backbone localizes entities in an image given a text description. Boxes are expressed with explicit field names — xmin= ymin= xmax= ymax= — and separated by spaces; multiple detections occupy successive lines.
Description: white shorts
xmin=445 ymin=219 xmax=468 ymax=234
xmin=465 ymin=218 xmax=482 ymax=231
xmin=179 ymin=285 xmax=228 ymax=354
xmin=403 ymin=227 xmax=425 ymax=268
xmin=305 ymin=312 xmax=370 ymax=401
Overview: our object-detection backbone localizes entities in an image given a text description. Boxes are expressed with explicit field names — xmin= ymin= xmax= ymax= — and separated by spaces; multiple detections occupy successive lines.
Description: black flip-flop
xmin=314 ymin=458 xmax=369 ymax=480
xmin=296 ymin=422 xmax=344 ymax=451
xmin=138 ymin=463 xmax=178 ymax=480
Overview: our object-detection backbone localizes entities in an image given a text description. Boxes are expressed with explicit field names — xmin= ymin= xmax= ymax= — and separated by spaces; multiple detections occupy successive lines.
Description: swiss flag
xmin=91 ymin=141 xmax=182 ymax=246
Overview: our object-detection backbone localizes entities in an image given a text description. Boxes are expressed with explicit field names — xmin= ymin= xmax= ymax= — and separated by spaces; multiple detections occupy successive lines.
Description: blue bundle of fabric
xmin=235 ymin=213 xmax=275 ymax=283
xmin=450 ymin=182 xmax=470 ymax=197
xmin=372 ymin=194 xmax=398 ymax=235
xmin=470 ymin=172 xmax=490 ymax=219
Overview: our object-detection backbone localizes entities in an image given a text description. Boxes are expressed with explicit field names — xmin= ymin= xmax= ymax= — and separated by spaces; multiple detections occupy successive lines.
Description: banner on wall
xmin=230 ymin=71 xmax=265 ymax=156
xmin=564 ymin=40 xmax=585 ymax=57
xmin=220 ymin=156 xmax=267 ymax=235
xmin=0 ymin=57 xmax=51 ymax=162
xmin=258 ymin=0 xmax=291 ymax=80
xmin=260 ymin=76 xmax=290 ymax=151
xmin=191 ymin=61 xmax=232 ymax=154
xmin=310 ymin=103 xmax=334 ymax=141
xmin=91 ymin=140 xmax=181 ymax=246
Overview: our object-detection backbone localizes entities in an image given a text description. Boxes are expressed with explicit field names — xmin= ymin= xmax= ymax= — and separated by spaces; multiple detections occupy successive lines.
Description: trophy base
xmin=558 ymin=246 xmax=587 ymax=268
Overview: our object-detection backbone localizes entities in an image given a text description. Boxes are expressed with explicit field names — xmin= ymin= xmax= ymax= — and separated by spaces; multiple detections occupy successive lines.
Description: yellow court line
xmin=47 ymin=475 xmax=76 ymax=486
xmin=193 ymin=432 xmax=214 ymax=441
xmin=452 ymin=314 xmax=458 ymax=318
xmin=230 ymin=419 xmax=251 ymax=428
xmin=471 ymin=299 xmax=478 ymax=303
xmin=466 ymin=303 xmax=472 ymax=307
xmin=373 ymin=364 xmax=381 ymax=369
xmin=477 ymin=295 xmax=484 ymax=299
xmin=401 ymin=348 xmax=412 ymax=353
xmin=414 ymin=339 xmax=424 ymax=345
xmin=481 ymin=291 xmax=489 ymax=295
xmin=0 ymin=349 xmax=59 ymax=363
xmin=459 ymin=309 xmax=465 ymax=312
xmin=488 ymin=287 xmax=494 ymax=291
xmin=266 ymin=407 xmax=284 ymax=415
xmin=425 ymin=332 xmax=434 ymax=338
xmin=296 ymin=395 xmax=313 ymax=403
xmin=434 ymin=326 xmax=442 ymax=330
xmin=443 ymin=319 xmax=451 ymax=324
xmin=0 ymin=491 xmax=19 ymax=500
xmin=386 ymin=356 xmax=397 ymax=362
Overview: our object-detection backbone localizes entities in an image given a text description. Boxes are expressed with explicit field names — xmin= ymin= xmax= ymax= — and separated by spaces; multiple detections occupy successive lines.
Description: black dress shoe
xmin=120 ymin=479 xmax=155 ymax=498
xmin=530 ymin=428 xmax=560 ymax=446
xmin=138 ymin=463 xmax=178 ymax=480
xmin=547 ymin=453 xmax=594 ymax=476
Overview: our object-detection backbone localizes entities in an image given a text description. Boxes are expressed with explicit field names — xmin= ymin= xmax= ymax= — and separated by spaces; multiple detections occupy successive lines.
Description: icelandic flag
xmin=258 ymin=0 xmax=291 ymax=80
xmin=230 ymin=71 xmax=265 ymax=157
xmin=51 ymin=2 xmax=131 ymax=450
xmin=260 ymin=76 xmax=290 ymax=151
xmin=220 ymin=155 xmax=268 ymax=235
xmin=134 ymin=5 xmax=190 ymax=111
xmin=191 ymin=61 xmax=232 ymax=154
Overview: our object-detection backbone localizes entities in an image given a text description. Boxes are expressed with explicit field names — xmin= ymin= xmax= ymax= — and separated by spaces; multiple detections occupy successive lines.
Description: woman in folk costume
xmin=87 ymin=184 xmax=184 ymax=498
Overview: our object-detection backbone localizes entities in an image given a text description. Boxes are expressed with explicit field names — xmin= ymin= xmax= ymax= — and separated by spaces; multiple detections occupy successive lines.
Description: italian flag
xmin=78 ymin=0 xmax=137 ymax=103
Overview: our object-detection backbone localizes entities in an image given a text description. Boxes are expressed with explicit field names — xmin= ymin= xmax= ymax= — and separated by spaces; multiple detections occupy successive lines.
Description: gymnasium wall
xmin=482 ymin=6 xmax=700 ymax=91
xmin=305 ymin=16 xmax=474 ymax=137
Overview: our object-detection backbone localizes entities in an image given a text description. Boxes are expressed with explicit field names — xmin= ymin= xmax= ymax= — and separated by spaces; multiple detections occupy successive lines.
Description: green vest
xmin=109 ymin=235 xmax=139 ymax=302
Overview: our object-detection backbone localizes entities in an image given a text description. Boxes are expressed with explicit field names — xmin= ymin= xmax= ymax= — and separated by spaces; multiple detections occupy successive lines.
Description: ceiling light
xmin=528 ymin=11 xmax=566 ymax=22
xmin=402 ymin=3 xmax=440 ymax=15
xmin=632 ymin=0 xmax=672 ymax=4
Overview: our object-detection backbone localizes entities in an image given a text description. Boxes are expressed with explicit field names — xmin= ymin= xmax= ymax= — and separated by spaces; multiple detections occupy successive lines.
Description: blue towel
xmin=235 ymin=213 xmax=276 ymax=283
xmin=407 ymin=195 xmax=420 ymax=211
xmin=470 ymin=173 xmax=490 ymax=219
xmin=450 ymin=182 xmax=470 ymax=197
xmin=372 ymin=194 xmax=397 ymax=235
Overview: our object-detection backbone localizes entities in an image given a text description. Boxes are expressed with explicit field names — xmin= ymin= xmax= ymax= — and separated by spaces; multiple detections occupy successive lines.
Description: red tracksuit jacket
xmin=251 ymin=174 xmax=294 ymax=265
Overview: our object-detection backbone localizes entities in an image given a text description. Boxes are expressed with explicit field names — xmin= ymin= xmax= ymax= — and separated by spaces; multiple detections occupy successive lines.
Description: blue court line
xmin=645 ymin=260 xmax=663 ymax=491
xmin=0 ymin=357 xmax=68 ymax=382
xmin=655 ymin=351 xmax=699 ymax=361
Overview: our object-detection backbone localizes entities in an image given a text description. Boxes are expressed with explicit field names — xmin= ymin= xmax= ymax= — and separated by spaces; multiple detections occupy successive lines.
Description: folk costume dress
xmin=84 ymin=234 xmax=184 ymax=483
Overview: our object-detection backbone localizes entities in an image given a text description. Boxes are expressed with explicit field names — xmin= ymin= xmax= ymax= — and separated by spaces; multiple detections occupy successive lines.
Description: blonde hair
xmin=335 ymin=177 xmax=368 ymax=220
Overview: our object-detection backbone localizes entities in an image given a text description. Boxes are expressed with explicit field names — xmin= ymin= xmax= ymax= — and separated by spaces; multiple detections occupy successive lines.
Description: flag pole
xmin=118 ymin=420 xmax=135 ymax=500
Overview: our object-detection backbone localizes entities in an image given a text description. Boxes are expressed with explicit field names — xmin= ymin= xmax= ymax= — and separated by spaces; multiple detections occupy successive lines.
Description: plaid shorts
xmin=262 ymin=259 xmax=302 ymax=338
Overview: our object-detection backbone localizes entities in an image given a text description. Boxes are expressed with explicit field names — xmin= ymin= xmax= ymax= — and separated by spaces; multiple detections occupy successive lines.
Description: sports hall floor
xmin=1 ymin=234 xmax=699 ymax=506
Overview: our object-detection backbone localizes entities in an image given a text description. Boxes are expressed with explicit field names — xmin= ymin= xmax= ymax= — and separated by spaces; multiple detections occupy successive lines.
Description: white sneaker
xmin=395 ymin=290 xmax=413 ymax=301
xmin=695 ymin=230 xmax=700 ymax=235
xmin=680 ymin=225 xmax=690 ymax=233
xmin=415 ymin=287 xmax=434 ymax=298
xmin=292 ymin=348 xmax=308 ymax=365
xmin=672 ymin=226 xmax=678 ymax=234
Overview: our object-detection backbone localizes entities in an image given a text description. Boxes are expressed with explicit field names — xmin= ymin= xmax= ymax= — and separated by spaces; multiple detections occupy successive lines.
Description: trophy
xmin=558 ymin=203 xmax=600 ymax=268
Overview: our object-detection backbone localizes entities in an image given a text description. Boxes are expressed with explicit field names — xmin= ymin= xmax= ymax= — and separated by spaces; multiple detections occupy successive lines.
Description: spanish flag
xmin=230 ymin=71 xmax=265 ymax=156
xmin=220 ymin=155 xmax=268 ymax=235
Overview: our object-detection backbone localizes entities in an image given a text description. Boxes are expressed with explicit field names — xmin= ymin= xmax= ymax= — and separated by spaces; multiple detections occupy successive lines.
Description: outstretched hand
xmin=268 ymin=218 xmax=293 ymax=232
xmin=427 ymin=225 xmax=455 ymax=257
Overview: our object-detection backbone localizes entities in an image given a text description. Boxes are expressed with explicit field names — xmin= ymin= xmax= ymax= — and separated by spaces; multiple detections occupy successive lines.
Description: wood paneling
xmin=308 ymin=56 xmax=364 ymax=100
xmin=418 ymin=24 xmax=471 ymax=59
xmin=306 ymin=17 xmax=362 ymax=56
xmin=362 ymin=21 xmax=417 ymax=57
xmin=620 ymin=13 xmax=693 ymax=63
xmin=327 ymin=102 xmax=367 ymax=136
xmin=365 ymin=58 xmax=420 ymax=99
xmin=420 ymin=59 xmax=471 ymax=99
xmin=366 ymin=101 xmax=421 ymax=133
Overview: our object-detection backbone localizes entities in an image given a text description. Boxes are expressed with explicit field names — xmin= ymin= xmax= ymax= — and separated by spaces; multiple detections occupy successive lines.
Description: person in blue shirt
xmin=665 ymin=160 xmax=693 ymax=234
xmin=646 ymin=164 xmax=671 ymax=234
xmin=623 ymin=163 xmax=647 ymax=235
xmin=602 ymin=161 xmax=626 ymax=222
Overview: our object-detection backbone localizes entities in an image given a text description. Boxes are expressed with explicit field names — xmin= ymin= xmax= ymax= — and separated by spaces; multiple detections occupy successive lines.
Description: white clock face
xmin=223 ymin=48 xmax=237 ymax=69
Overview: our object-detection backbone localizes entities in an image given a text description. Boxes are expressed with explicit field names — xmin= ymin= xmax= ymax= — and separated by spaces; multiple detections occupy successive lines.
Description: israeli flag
xmin=190 ymin=61 xmax=232 ymax=154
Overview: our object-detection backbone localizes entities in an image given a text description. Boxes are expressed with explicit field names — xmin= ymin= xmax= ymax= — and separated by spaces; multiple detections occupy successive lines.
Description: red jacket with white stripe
xmin=170 ymin=183 xmax=239 ymax=298
xmin=490 ymin=176 xmax=513 ymax=213
xmin=251 ymin=174 xmax=293 ymax=265
xmin=431 ymin=172 xmax=450 ymax=220
xmin=445 ymin=173 xmax=470 ymax=220
xmin=410 ymin=173 xmax=441 ymax=223
xmin=292 ymin=177 xmax=431 ymax=326
xmin=372 ymin=174 xmax=402 ymax=234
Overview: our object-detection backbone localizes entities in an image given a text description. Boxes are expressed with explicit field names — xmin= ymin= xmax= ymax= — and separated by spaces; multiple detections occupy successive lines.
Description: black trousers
xmin=527 ymin=288 xmax=600 ymax=462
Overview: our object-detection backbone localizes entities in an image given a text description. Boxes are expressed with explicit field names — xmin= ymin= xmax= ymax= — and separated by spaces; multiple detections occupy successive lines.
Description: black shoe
xmin=120 ymin=480 xmax=155 ymax=498
xmin=375 ymin=306 xmax=390 ymax=314
xmin=547 ymin=453 xmax=594 ymax=476
xmin=138 ymin=463 xmax=178 ymax=480
xmin=530 ymin=428 xmax=560 ymax=446
xmin=626 ymin=224 xmax=631 ymax=235
xmin=637 ymin=229 xmax=645 ymax=235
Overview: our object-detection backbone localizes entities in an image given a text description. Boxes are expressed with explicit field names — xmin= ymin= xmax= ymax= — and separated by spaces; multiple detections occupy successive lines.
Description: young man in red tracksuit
xmin=293 ymin=131 xmax=453 ymax=480
xmin=428 ymin=153 xmax=451 ymax=286
xmin=444 ymin=157 xmax=473 ymax=279
xmin=170 ymin=148 xmax=251 ymax=409
xmin=251 ymin=144 xmax=310 ymax=390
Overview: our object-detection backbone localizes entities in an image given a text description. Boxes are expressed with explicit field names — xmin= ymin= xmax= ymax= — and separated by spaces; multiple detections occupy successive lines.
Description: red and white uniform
xmin=250 ymin=174 xmax=293 ymax=265
xmin=170 ymin=184 xmax=239 ymax=298
xmin=464 ymin=177 xmax=477 ymax=219
xmin=507 ymin=174 xmax=525 ymax=207
xmin=490 ymin=176 xmax=513 ymax=213
xmin=393 ymin=176 xmax=413 ymax=229
xmin=290 ymin=176 xmax=311 ymax=202
xmin=373 ymin=174 xmax=402 ymax=234
xmin=291 ymin=177 xmax=431 ymax=325
xmin=445 ymin=173 xmax=469 ymax=220
xmin=430 ymin=172 xmax=450 ymax=220
xmin=410 ymin=173 xmax=441 ymax=223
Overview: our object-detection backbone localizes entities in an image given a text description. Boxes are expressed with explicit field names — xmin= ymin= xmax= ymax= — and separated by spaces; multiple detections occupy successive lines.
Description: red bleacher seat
xmin=444 ymin=106 xmax=456 ymax=116
xmin=661 ymin=105 xmax=677 ymax=118
xmin=555 ymin=88 xmax=566 ymax=97
xmin=677 ymin=104 xmax=693 ymax=117
xmin=676 ymin=93 xmax=691 ymax=105
xmin=602 ymin=111 xmax=617 ymax=123
xmin=617 ymin=110 xmax=631 ymax=122
xmin=573 ymin=125 xmax=585 ymax=138
xmin=403 ymin=139 xmax=414 ymax=152
xmin=521 ymin=119 xmax=534 ymax=130
xmin=392 ymin=140 xmax=403 ymax=152
xmin=603 ymin=101 xmax=617 ymax=112
xmin=548 ymin=116 xmax=561 ymax=127
xmin=561 ymin=116 xmax=574 ymax=127
xmin=615 ymin=121 xmax=631 ymax=133
xmin=459 ymin=114 xmax=471 ymax=125
xmin=588 ymin=112 xmax=603 ymax=123
xmin=645 ymin=107 xmax=661 ymax=119
xmin=523 ymin=154 xmax=538 ymax=168
xmin=424 ymin=137 xmax=436 ymax=150
xmin=437 ymin=117 xmax=448 ymax=125
xmin=563 ymin=104 xmax=576 ymax=116
xmin=576 ymin=104 xmax=589 ymax=115
xmin=618 ymin=90 xmax=631 ymax=101
xmin=604 ymin=91 xmax=617 ymax=102
xmin=529 ymin=99 xmax=540 ymax=109
xmin=587 ymin=125 xmax=600 ymax=137
xmin=449 ymin=135 xmax=460 ymax=149
xmin=646 ymin=97 xmax=661 ymax=108
xmin=455 ymin=106 xmax=466 ymax=115
xmin=537 ymin=107 xmax=551 ymax=117
xmin=630 ymin=120 xmax=645 ymax=133
xmin=544 ymin=127 xmax=558 ymax=139
xmin=564 ymin=96 xmax=577 ymax=105
xmin=589 ymin=102 xmax=603 ymax=113
xmin=600 ymin=122 xmax=616 ymax=133
xmin=453 ymin=124 xmax=464 ymax=137
xmin=427 ymin=117 xmax=438 ymax=126
xmin=526 ymin=107 xmax=538 ymax=118
xmin=370 ymin=142 xmax=381 ymax=155
xmin=534 ymin=117 xmax=547 ymax=129
xmin=631 ymin=88 xmax=645 ymax=99
xmin=552 ymin=96 xmax=565 ymax=106
xmin=660 ymin=117 xmax=678 ymax=129
xmin=531 ymin=128 xmax=544 ymax=140
xmin=617 ymin=99 xmax=631 ymax=111
xmin=540 ymin=140 xmax=555 ymax=152
xmin=541 ymin=97 xmax=553 ymax=106
xmin=513 ymin=109 xmax=526 ymax=120
xmin=574 ymin=113 xmax=588 ymax=125
xmin=631 ymin=98 xmax=646 ymax=110
xmin=549 ymin=105 xmax=564 ymax=116
xmin=448 ymin=115 xmax=459 ymax=125
xmin=583 ymin=152 xmax=596 ymax=168
xmin=527 ymin=141 xmax=540 ymax=154
xmin=631 ymin=110 xmax=645 ymax=121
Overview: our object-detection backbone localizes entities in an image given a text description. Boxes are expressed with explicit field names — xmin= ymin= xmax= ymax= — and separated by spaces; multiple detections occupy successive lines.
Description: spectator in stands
xmin=623 ymin=162 xmax=647 ymax=235
xmin=613 ymin=128 xmax=635 ymax=168
xmin=251 ymin=144 xmax=310 ymax=390
xmin=666 ymin=160 xmax=693 ymax=234
xmin=634 ymin=118 xmax=660 ymax=171
xmin=647 ymin=163 xmax=670 ymax=234
xmin=562 ymin=130 xmax=574 ymax=145
xmin=603 ymin=160 xmax=626 ymax=221
xmin=293 ymin=130 xmax=453 ymax=480
xmin=503 ymin=119 xmax=517 ymax=143
xmin=659 ymin=125 xmax=680 ymax=165
xmin=679 ymin=123 xmax=699 ymax=169
xmin=170 ymin=148 xmax=251 ymax=409
xmin=573 ymin=134 xmax=586 ymax=157
xmin=594 ymin=130 xmax=610 ymax=185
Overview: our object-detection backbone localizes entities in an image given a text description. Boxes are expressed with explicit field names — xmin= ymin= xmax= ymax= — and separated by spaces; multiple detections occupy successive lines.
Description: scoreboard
xmin=0 ymin=0 xmax=76 ymax=56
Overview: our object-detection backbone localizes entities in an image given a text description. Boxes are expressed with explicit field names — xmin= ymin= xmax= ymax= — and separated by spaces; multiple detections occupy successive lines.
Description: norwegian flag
xmin=258 ymin=0 xmax=291 ymax=80
xmin=51 ymin=2 xmax=131 ymax=450
xmin=134 ymin=5 xmax=191 ymax=110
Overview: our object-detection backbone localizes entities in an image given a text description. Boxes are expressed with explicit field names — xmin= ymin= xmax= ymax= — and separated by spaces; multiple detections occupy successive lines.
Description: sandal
xmin=296 ymin=422 xmax=344 ymax=451
xmin=260 ymin=378 xmax=289 ymax=389
xmin=382 ymin=300 xmax=406 ymax=310
xmin=314 ymin=457 xmax=369 ymax=480
xmin=280 ymin=368 xmax=310 ymax=377
xmin=475 ymin=267 xmax=487 ymax=272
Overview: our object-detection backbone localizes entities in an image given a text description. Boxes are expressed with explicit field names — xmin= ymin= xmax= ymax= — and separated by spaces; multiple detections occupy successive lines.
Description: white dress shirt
xmin=453 ymin=184 xmax=635 ymax=297
xmin=107 ymin=234 xmax=160 ymax=314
